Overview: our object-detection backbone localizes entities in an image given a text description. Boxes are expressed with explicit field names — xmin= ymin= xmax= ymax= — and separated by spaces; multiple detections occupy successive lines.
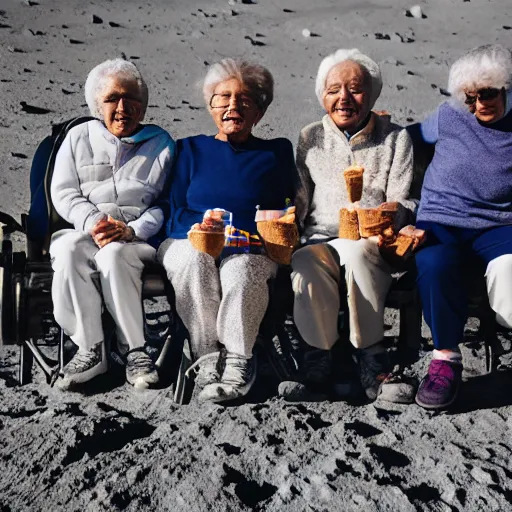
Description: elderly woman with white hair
xmin=50 ymin=58 xmax=175 ymax=389
xmin=414 ymin=44 xmax=512 ymax=410
xmin=290 ymin=48 xmax=417 ymax=400
xmin=158 ymin=58 xmax=297 ymax=403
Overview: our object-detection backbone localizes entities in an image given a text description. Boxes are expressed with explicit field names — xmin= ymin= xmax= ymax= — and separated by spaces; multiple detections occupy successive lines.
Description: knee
xmin=291 ymin=245 xmax=330 ymax=277
xmin=50 ymin=232 xmax=91 ymax=271
xmin=221 ymin=255 xmax=275 ymax=289
xmin=161 ymin=242 xmax=217 ymax=283
xmin=94 ymin=243 xmax=139 ymax=273
xmin=416 ymin=246 xmax=455 ymax=279
xmin=343 ymin=238 xmax=375 ymax=267
xmin=486 ymin=254 xmax=512 ymax=280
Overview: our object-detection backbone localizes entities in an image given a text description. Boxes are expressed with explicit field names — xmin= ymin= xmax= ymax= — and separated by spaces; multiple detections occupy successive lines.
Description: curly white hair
xmin=202 ymin=58 xmax=274 ymax=113
xmin=84 ymin=58 xmax=148 ymax=119
xmin=448 ymin=44 xmax=512 ymax=106
xmin=314 ymin=48 xmax=382 ymax=109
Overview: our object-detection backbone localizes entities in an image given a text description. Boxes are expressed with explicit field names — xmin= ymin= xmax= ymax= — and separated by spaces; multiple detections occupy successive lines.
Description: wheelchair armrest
xmin=0 ymin=211 xmax=25 ymax=235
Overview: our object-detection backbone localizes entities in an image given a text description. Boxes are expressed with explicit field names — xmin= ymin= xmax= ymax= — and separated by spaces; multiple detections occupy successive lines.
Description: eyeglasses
xmin=464 ymin=88 xmax=502 ymax=105
xmin=209 ymin=93 xmax=257 ymax=109
xmin=103 ymin=94 xmax=142 ymax=105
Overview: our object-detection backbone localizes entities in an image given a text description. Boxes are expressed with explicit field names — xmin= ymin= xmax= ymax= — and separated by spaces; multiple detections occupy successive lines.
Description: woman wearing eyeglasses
xmin=50 ymin=59 xmax=175 ymax=390
xmin=157 ymin=58 xmax=297 ymax=403
xmin=413 ymin=44 xmax=512 ymax=410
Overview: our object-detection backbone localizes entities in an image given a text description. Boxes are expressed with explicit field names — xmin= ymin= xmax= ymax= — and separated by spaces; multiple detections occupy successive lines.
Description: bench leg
xmin=399 ymin=290 xmax=422 ymax=356
xmin=173 ymin=338 xmax=195 ymax=405
xmin=18 ymin=340 xmax=33 ymax=385
xmin=480 ymin=309 xmax=498 ymax=374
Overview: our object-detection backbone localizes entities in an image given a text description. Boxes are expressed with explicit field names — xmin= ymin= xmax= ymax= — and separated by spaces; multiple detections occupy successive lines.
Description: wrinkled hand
xmin=398 ymin=225 xmax=426 ymax=250
xmin=91 ymin=216 xmax=134 ymax=248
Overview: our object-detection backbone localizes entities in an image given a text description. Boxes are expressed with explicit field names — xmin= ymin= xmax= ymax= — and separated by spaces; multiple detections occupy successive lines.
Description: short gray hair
xmin=315 ymin=48 xmax=382 ymax=110
xmin=84 ymin=58 xmax=149 ymax=119
xmin=448 ymin=44 xmax=512 ymax=106
xmin=202 ymin=58 xmax=274 ymax=113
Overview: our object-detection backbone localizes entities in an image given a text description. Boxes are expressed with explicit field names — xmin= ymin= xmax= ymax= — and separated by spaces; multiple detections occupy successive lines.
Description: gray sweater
xmin=295 ymin=112 xmax=416 ymax=242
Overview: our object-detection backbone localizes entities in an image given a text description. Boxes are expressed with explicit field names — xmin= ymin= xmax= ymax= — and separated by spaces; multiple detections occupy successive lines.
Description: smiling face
xmin=209 ymin=78 xmax=263 ymax=143
xmin=100 ymin=76 xmax=144 ymax=138
xmin=464 ymin=87 xmax=506 ymax=124
xmin=322 ymin=60 xmax=372 ymax=133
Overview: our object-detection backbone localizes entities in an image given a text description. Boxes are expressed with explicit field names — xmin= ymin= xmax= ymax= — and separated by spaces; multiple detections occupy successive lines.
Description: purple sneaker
xmin=415 ymin=359 xmax=462 ymax=410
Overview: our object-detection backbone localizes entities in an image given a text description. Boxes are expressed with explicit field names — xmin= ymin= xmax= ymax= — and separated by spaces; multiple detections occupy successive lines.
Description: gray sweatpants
xmin=50 ymin=229 xmax=156 ymax=353
xmin=291 ymin=238 xmax=393 ymax=350
xmin=158 ymin=238 xmax=278 ymax=358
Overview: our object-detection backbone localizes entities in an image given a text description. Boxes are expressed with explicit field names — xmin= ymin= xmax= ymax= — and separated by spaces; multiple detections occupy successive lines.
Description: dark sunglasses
xmin=464 ymin=87 xmax=502 ymax=105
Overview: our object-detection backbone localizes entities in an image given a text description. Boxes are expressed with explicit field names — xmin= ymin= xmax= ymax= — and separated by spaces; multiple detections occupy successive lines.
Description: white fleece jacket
xmin=295 ymin=112 xmax=416 ymax=242
xmin=51 ymin=119 xmax=175 ymax=240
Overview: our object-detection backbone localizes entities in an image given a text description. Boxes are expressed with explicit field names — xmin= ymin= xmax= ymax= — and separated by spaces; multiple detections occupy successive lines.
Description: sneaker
xmin=58 ymin=341 xmax=107 ymax=389
xmin=415 ymin=359 xmax=462 ymax=410
xmin=126 ymin=349 xmax=159 ymax=389
xmin=278 ymin=380 xmax=328 ymax=402
xmin=303 ymin=347 xmax=332 ymax=387
xmin=198 ymin=352 xmax=256 ymax=403
xmin=358 ymin=343 xmax=391 ymax=401
xmin=378 ymin=365 xmax=418 ymax=404
xmin=185 ymin=352 xmax=221 ymax=389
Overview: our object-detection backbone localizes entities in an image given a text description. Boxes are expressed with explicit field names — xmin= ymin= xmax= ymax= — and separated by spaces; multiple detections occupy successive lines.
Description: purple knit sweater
xmin=417 ymin=102 xmax=512 ymax=229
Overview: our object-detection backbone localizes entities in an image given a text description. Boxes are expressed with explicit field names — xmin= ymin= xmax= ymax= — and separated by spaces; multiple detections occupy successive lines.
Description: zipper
xmin=112 ymin=139 xmax=128 ymax=223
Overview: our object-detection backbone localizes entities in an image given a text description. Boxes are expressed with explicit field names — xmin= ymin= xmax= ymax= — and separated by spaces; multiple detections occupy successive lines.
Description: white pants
xmin=291 ymin=238 xmax=393 ymax=350
xmin=158 ymin=239 xmax=278 ymax=358
xmin=486 ymin=254 xmax=512 ymax=329
xmin=50 ymin=229 xmax=156 ymax=353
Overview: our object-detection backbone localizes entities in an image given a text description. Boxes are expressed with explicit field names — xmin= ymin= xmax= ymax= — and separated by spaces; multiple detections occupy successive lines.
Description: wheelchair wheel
xmin=0 ymin=239 xmax=14 ymax=345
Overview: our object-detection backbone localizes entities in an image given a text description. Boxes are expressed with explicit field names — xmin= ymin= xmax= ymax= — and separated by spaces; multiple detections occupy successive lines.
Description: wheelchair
xmin=0 ymin=116 xmax=189 ymax=393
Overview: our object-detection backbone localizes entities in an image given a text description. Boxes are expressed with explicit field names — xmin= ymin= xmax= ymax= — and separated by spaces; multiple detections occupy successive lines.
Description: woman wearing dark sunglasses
xmin=413 ymin=44 xmax=512 ymax=410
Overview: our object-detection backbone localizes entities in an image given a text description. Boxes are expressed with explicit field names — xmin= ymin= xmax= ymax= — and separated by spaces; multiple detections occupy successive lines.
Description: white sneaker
xmin=126 ymin=349 xmax=159 ymax=390
xmin=58 ymin=341 xmax=107 ymax=390
xmin=198 ymin=353 xmax=256 ymax=403
xmin=185 ymin=352 xmax=221 ymax=389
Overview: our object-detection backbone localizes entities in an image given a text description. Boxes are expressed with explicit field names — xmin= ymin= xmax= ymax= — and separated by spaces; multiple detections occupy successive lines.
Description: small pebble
xmin=409 ymin=5 xmax=423 ymax=19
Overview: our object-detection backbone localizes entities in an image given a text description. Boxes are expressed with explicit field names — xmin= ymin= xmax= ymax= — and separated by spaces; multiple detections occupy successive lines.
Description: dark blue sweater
xmin=165 ymin=135 xmax=298 ymax=238
xmin=417 ymin=103 xmax=512 ymax=229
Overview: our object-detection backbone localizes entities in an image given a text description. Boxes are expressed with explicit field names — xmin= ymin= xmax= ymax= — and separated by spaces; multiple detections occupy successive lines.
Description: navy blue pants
xmin=415 ymin=222 xmax=512 ymax=350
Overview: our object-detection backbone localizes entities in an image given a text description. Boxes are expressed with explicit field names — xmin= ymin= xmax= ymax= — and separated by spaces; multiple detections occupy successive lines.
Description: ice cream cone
xmin=257 ymin=220 xmax=299 ymax=265
xmin=188 ymin=230 xmax=226 ymax=259
xmin=344 ymin=165 xmax=364 ymax=203
xmin=339 ymin=208 xmax=360 ymax=240
xmin=357 ymin=207 xmax=395 ymax=238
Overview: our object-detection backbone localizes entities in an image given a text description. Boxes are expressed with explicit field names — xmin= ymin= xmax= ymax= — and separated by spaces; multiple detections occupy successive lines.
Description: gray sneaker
xmin=58 ymin=341 xmax=107 ymax=389
xmin=198 ymin=352 xmax=256 ymax=403
xmin=126 ymin=349 xmax=159 ymax=389
xmin=358 ymin=343 xmax=391 ymax=401
xmin=303 ymin=347 xmax=332 ymax=387
xmin=378 ymin=365 xmax=418 ymax=404
xmin=185 ymin=351 xmax=221 ymax=389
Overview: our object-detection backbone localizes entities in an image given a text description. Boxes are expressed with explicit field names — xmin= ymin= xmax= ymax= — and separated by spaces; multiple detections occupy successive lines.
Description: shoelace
xmin=127 ymin=351 xmax=154 ymax=372
xmin=185 ymin=351 xmax=221 ymax=379
xmin=67 ymin=350 xmax=99 ymax=372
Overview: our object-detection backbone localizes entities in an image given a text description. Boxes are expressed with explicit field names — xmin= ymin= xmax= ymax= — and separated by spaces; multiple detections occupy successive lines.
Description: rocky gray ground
xmin=1 ymin=0 xmax=512 ymax=510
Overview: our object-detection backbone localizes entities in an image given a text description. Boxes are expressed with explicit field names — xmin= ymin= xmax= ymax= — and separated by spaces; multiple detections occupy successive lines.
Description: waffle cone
xmin=379 ymin=233 xmax=415 ymax=267
xmin=257 ymin=220 xmax=299 ymax=265
xmin=357 ymin=207 xmax=395 ymax=238
xmin=344 ymin=165 xmax=364 ymax=203
xmin=338 ymin=208 xmax=360 ymax=240
xmin=188 ymin=230 xmax=225 ymax=259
